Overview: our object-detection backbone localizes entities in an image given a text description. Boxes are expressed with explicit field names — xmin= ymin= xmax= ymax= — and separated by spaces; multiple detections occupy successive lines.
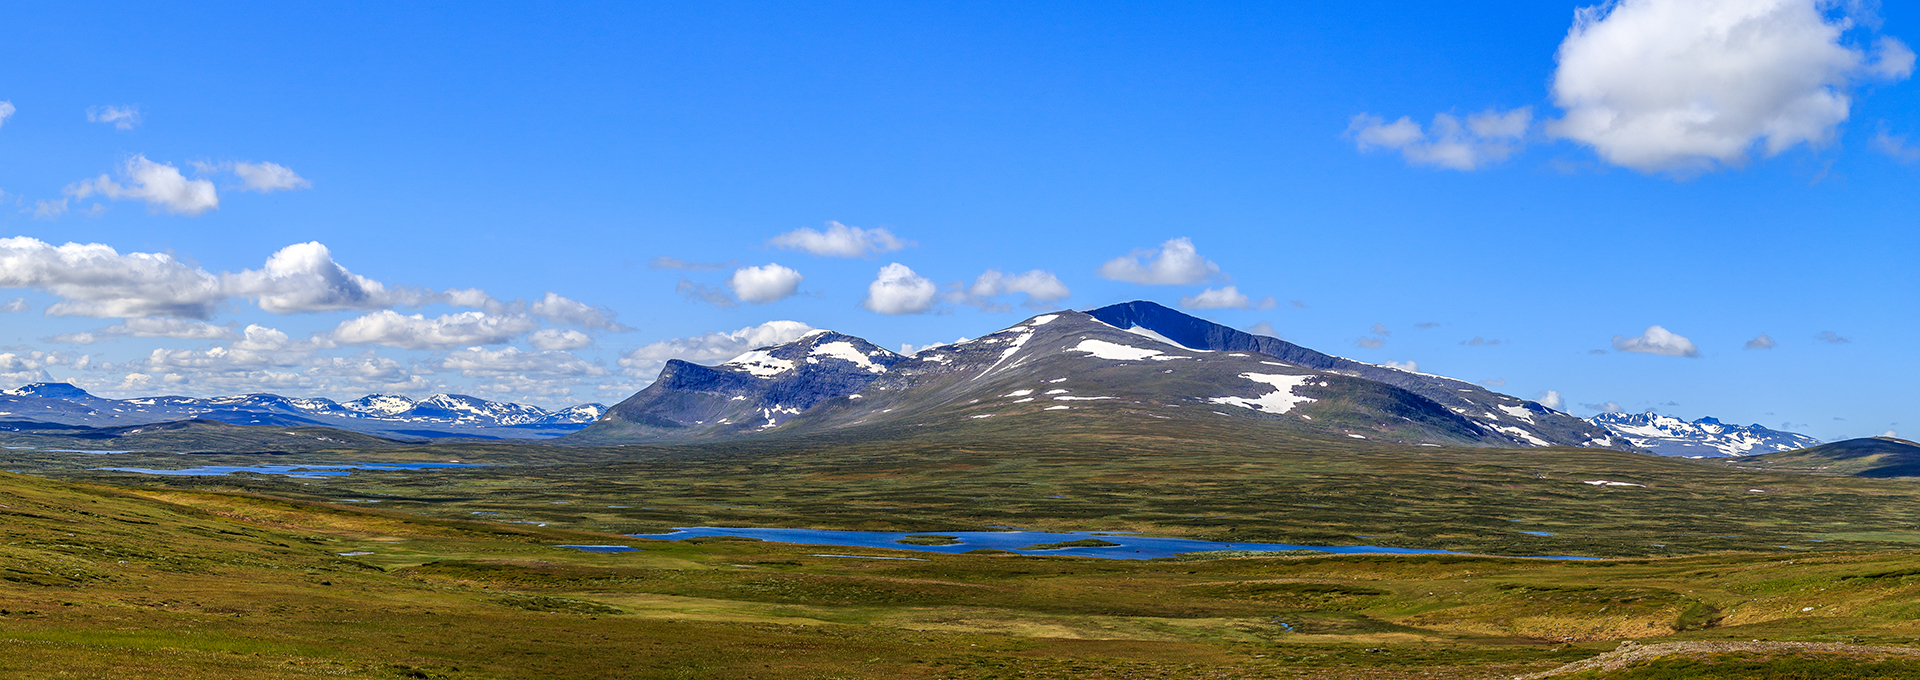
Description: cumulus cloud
xmin=1540 ymin=390 xmax=1565 ymax=410
xmin=1383 ymin=359 xmax=1418 ymax=372
xmin=86 ymin=105 xmax=141 ymax=130
xmin=0 ymin=101 xmax=14 ymax=128
xmin=0 ymin=236 xmax=226 ymax=318
xmin=1247 ymin=321 xmax=1279 ymax=338
xmin=863 ymin=263 xmax=938 ymax=315
xmin=1097 ymin=237 xmax=1221 ymax=285
xmin=0 ymin=351 xmax=62 ymax=386
xmin=617 ymin=320 xmax=818 ymax=379
xmin=329 ymin=310 xmax=539 ymax=350
xmin=529 ymin=328 xmax=593 ymax=351
xmin=49 ymin=318 xmax=238 ymax=344
xmin=434 ymin=347 xmax=607 ymax=398
xmin=1746 ymin=333 xmax=1778 ymax=349
xmin=1179 ymin=286 xmax=1276 ymax=310
xmin=770 ymin=221 xmax=909 ymax=258
xmin=1551 ymin=0 xmax=1914 ymax=173
xmin=1816 ymin=330 xmax=1850 ymax=344
xmin=227 ymin=242 xmax=425 ymax=314
xmin=1347 ymin=108 xmax=1533 ymax=170
xmin=530 ymin=292 xmax=629 ymax=331
xmin=953 ymin=269 xmax=1071 ymax=310
xmin=67 ymin=155 xmax=218 ymax=215
xmin=1612 ymin=325 xmax=1700 ymax=357
xmin=649 ymin=256 xmax=736 ymax=271
xmin=728 ymin=263 xmax=804 ymax=304
xmin=230 ymin=162 xmax=311 ymax=192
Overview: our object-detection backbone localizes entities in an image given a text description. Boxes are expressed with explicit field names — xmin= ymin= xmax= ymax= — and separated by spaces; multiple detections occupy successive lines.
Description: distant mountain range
xmin=0 ymin=383 xmax=603 ymax=440
xmin=1587 ymin=412 xmax=1819 ymax=457
xmin=575 ymin=301 xmax=1629 ymax=450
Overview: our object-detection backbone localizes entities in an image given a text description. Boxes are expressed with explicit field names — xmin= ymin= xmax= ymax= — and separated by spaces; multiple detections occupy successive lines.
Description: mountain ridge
xmin=577 ymin=302 xmax=1630 ymax=450
xmin=1588 ymin=411 xmax=1819 ymax=457
xmin=0 ymin=383 xmax=603 ymax=440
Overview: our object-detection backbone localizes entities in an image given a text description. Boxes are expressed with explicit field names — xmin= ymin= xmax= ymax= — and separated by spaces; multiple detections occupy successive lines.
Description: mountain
xmin=577 ymin=302 xmax=1629 ymax=450
xmin=1588 ymin=412 xmax=1820 ymax=457
xmin=0 ymin=384 xmax=604 ymax=440
xmin=1735 ymin=437 xmax=1920 ymax=478
xmin=587 ymin=330 xmax=907 ymax=441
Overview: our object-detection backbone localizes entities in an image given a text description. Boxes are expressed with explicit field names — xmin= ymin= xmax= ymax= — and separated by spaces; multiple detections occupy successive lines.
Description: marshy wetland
xmin=9 ymin=426 xmax=1920 ymax=677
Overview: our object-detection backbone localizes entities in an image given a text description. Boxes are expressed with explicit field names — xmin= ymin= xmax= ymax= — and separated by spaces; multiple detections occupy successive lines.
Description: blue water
xmin=1518 ymin=531 xmax=1553 ymax=536
xmin=557 ymin=545 xmax=639 ymax=553
xmin=94 ymin=462 xmax=492 ymax=478
xmin=634 ymin=527 xmax=1468 ymax=560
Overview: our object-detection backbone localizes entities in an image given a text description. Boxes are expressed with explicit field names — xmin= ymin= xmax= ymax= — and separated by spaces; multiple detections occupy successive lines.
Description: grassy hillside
xmin=1730 ymin=437 xmax=1920 ymax=478
xmin=0 ymin=418 xmax=410 ymax=453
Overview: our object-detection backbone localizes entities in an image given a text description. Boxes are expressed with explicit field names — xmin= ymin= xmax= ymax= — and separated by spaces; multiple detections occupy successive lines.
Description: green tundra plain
xmin=7 ymin=420 xmax=1920 ymax=678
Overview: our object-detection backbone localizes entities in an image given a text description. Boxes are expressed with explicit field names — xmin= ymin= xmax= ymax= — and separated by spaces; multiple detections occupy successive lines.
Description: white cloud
xmin=0 ymin=236 xmax=226 ymax=318
xmin=50 ymin=318 xmax=238 ymax=344
xmin=1551 ymin=0 xmax=1914 ymax=173
xmin=863 ymin=263 xmax=938 ymax=315
xmin=1745 ymin=333 xmax=1778 ymax=349
xmin=230 ymin=162 xmax=311 ymax=192
xmin=226 ymin=241 xmax=427 ymax=314
xmin=329 ymin=310 xmax=539 ymax=350
xmin=1248 ymin=321 xmax=1279 ymax=338
xmin=1540 ymin=390 xmax=1565 ymax=410
xmin=3 ymin=297 xmax=26 ymax=313
xmin=1097 ymin=237 xmax=1221 ymax=285
xmin=0 ymin=101 xmax=15 ymax=128
xmin=728 ymin=263 xmax=804 ymax=304
xmin=1884 ymin=430 xmax=1899 ymax=438
xmin=32 ymin=199 xmax=68 ymax=219
xmin=617 ymin=320 xmax=817 ymax=379
xmin=530 ymin=292 xmax=629 ymax=331
xmin=86 ymin=105 xmax=141 ymax=130
xmin=436 ymin=347 xmax=607 ymax=400
xmin=0 ymin=351 xmax=60 ymax=386
xmin=1347 ymin=108 xmax=1533 ymax=170
xmin=1179 ymin=285 xmax=1276 ymax=310
xmin=1355 ymin=337 xmax=1385 ymax=349
xmin=770 ymin=221 xmax=909 ymax=258
xmin=1383 ymin=359 xmax=1418 ymax=372
xmin=1816 ymin=330 xmax=1850 ymax=344
xmin=954 ymin=269 xmax=1071 ymax=310
xmin=1612 ymin=325 xmax=1700 ymax=357
xmin=529 ymin=328 xmax=593 ymax=351
xmin=66 ymin=155 xmax=218 ymax=215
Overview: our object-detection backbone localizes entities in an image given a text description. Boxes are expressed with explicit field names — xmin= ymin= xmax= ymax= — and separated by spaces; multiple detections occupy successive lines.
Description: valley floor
xmin=9 ymin=433 xmax=1920 ymax=678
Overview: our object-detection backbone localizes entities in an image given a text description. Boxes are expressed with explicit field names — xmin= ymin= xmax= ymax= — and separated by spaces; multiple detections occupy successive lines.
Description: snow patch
xmin=1071 ymin=339 xmax=1163 ymax=361
xmin=1582 ymin=480 xmax=1645 ymax=488
xmin=809 ymin=341 xmax=887 ymax=373
xmin=724 ymin=350 xmax=796 ymax=378
xmin=1208 ymin=373 xmax=1318 ymax=415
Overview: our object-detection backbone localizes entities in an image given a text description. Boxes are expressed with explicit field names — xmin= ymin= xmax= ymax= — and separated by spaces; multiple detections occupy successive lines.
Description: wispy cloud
xmin=86 ymin=105 xmax=141 ymax=130
xmin=771 ymin=221 xmax=909 ymax=258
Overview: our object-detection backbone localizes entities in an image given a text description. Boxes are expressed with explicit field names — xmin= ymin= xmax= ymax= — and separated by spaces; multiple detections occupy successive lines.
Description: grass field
xmin=8 ymin=423 xmax=1920 ymax=677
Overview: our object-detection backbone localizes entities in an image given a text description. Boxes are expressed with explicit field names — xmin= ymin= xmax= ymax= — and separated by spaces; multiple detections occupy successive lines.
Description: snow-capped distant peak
xmin=344 ymin=394 xmax=417 ymax=416
xmin=1590 ymin=411 xmax=1819 ymax=457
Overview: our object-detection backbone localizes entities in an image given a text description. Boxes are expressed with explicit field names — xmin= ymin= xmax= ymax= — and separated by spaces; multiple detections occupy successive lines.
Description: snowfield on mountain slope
xmin=1208 ymin=373 xmax=1318 ymax=415
xmin=808 ymin=341 xmax=892 ymax=373
xmin=724 ymin=350 xmax=797 ymax=378
xmin=1071 ymin=339 xmax=1172 ymax=361
xmin=1589 ymin=412 xmax=1819 ymax=457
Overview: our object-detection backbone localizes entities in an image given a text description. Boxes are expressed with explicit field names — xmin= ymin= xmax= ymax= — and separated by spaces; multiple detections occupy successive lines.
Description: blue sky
xmin=0 ymin=1 xmax=1913 ymax=442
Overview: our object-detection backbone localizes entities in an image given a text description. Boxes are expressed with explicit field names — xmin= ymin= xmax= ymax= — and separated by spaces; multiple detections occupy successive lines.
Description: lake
xmin=633 ymin=527 xmax=1468 ymax=560
xmin=94 ymin=462 xmax=492 ymax=478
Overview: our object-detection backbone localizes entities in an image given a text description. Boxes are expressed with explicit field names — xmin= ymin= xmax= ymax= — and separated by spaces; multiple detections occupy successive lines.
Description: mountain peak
xmin=1 ymin=382 xmax=96 ymax=400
